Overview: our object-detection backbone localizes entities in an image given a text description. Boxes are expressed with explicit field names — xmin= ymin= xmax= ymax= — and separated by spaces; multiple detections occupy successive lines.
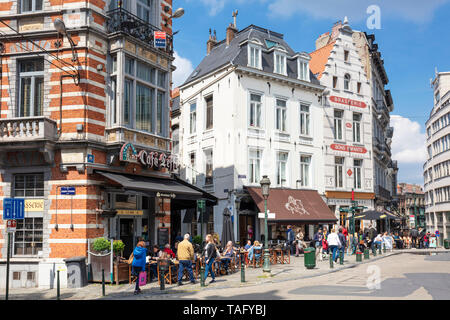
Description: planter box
xmin=114 ymin=261 xmax=130 ymax=285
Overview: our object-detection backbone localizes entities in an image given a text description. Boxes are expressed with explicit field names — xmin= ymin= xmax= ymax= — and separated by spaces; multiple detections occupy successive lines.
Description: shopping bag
xmin=139 ymin=271 xmax=147 ymax=286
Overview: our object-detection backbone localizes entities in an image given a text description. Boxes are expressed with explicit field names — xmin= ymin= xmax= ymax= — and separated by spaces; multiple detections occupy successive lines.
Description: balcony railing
xmin=106 ymin=126 xmax=171 ymax=152
xmin=0 ymin=117 xmax=57 ymax=142
xmin=106 ymin=8 xmax=173 ymax=54
xmin=375 ymin=185 xmax=391 ymax=200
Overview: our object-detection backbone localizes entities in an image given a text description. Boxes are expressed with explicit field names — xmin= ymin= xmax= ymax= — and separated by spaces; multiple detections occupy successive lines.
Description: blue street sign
xmin=61 ymin=187 xmax=76 ymax=195
xmin=3 ymin=198 xmax=24 ymax=220
xmin=87 ymin=154 xmax=94 ymax=163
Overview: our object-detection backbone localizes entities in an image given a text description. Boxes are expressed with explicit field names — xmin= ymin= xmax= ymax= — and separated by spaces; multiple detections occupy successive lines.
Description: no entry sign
xmin=6 ymin=220 xmax=16 ymax=233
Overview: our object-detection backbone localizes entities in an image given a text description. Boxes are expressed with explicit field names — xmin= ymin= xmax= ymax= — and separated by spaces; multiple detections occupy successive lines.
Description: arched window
xmin=344 ymin=74 xmax=351 ymax=91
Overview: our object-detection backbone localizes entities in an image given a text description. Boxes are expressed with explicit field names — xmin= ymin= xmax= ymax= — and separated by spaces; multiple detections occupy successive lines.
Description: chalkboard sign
xmin=158 ymin=227 xmax=169 ymax=246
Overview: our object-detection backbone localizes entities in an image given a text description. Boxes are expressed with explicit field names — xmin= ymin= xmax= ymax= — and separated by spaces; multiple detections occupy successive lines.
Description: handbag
xmin=138 ymin=271 xmax=147 ymax=286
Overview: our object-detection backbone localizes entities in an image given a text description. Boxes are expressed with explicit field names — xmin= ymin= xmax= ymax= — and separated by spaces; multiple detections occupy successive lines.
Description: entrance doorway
xmin=120 ymin=218 xmax=134 ymax=258
xmin=239 ymin=214 xmax=255 ymax=245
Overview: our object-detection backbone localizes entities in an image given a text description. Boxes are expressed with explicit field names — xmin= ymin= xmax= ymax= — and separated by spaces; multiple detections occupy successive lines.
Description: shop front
xmin=245 ymin=187 xmax=337 ymax=243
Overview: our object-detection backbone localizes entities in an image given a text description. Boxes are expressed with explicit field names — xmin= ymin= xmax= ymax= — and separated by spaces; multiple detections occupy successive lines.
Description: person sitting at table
xmin=221 ymin=241 xmax=235 ymax=274
xmin=173 ymin=241 xmax=180 ymax=256
xmin=163 ymin=243 xmax=176 ymax=258
xmin=147 ymin=245 xmax=161 ymax=282
xmin=248 ymin=241 xmax=262 ymax=262
xmin=244 ymin=240 xmax=252 ymax=251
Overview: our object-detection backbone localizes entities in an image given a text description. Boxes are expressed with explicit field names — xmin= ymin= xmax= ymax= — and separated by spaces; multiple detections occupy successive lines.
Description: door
xmin=120 ymin=218 xmax=134 ymax=259
xmin=239 ymin=215 xmax=255 ymax=245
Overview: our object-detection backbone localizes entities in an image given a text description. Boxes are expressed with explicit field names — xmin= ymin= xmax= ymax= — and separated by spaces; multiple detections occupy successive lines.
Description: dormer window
xmin=298 ymin=59 xmax=309 ymax=82
xmin=248 ymin=45 xmax=262 ymax=69
xmin=274 ymin=52 xmax=286 ymax=76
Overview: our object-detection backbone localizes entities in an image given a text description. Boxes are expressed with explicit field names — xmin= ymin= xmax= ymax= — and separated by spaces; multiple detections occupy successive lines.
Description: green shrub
xmin=193 ymin=235 xmax=203 ymax=246
xmin=92 ymin=237 xmax=111 ymax=252
xmin=113 ymin=240 xmax=125 ymax=255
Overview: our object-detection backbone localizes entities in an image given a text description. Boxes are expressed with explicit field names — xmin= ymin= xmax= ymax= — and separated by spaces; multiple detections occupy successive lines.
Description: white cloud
xmin=267 ymin=0 xmax=449 ymax=23
xmin=172 ymin=51 xmax=194 ymax=88
xmin=391 ymin=115 xmax=427 ymax=164
xmin=199 ymin=0 xmax=228 ymax=16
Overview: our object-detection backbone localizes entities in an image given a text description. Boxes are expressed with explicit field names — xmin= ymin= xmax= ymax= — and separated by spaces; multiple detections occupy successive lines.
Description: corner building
xmin=0 ymin=0 xmax=213 ymax=289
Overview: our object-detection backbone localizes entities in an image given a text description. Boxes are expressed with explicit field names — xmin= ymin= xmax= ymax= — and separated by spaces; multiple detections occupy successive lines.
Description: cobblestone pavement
xmin=3 ymin=248 xmax=449 ymax=300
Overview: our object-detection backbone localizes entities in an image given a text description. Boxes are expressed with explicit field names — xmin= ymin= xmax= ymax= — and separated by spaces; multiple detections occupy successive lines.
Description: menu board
xmin=158 ymin=227 xmax=169 ymax=246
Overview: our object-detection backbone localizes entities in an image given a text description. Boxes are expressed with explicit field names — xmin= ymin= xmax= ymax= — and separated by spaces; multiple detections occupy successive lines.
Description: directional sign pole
xmin=5 ymin=232 xmax=11 ymax=300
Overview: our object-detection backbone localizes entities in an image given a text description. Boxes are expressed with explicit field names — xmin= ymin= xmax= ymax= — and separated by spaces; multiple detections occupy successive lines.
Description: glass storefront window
xmin=116 ymin=194 xmax=137 ymax=209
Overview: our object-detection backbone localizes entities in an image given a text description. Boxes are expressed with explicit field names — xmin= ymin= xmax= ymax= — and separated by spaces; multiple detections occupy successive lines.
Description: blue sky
xmin=171 ymin=0 xmax=450 ymax=185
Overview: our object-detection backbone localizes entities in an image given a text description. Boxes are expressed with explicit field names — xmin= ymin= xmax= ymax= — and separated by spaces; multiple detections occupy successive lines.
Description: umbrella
xmin=221 ymin=207 xmax=235 ymax=247
xmin=346 ymin=210 xmax=401 ymax=221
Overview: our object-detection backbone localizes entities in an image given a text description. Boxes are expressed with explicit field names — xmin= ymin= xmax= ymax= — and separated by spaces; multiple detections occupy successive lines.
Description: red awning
xmin=246 ymin=187 xmax=337 ymax=223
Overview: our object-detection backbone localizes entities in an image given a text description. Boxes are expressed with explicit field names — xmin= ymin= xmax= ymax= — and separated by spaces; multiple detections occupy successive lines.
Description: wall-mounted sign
xmin=61 ymin=187 xmax=76 ymax=195
xmin=119 ymin=143 xmax=178 ymax=172
xmin=156 ymin=192 xmax=176 ymax=199
xmin=117 ymin=210 xmax=143 ymax=216
xmin=25 ymin=199 xmax=44 ymax=212
xmin=3 ymin=198 xmax=24 ymax=220
xmin=154 ymin=31 xmax=167 ymax=49
xmin=347 ymin=169 xmax=353 ymax=177
xmin=87 ymin=154 xmax=95 ymax=163
xmin=346 ymin=123 xmax=352 ymax=128
xmin=330 ymin=96 xmax=367 ymax=109
xmin=330 ymin=144 xmax=367 ymax=154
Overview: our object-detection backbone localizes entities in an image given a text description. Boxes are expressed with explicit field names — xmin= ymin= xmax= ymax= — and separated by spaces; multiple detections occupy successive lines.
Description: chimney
xmin=226 ymin=23 xmax=237 ymax=46
xmin=330 ymin=20 xmax=343 ymax=42
xmin=207 ymin=29 xmax=217 ymax=55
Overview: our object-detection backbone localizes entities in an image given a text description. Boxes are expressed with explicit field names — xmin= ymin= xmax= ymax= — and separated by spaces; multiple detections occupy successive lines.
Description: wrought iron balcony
xmin=106 ymin=8 xmax=173 ymax=54
xmin=375 ymin=185 xmax=391 ymax=200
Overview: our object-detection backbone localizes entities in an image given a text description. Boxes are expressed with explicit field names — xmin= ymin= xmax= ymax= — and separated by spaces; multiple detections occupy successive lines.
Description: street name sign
xmin=60 ymin=187 xmax=76 ymax=195
xmin=258 ymin=211 xmax=276 ymax=219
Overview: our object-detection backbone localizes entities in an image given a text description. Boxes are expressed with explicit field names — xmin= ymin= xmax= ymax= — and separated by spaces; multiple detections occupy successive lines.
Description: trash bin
xmin=364 ymin=248 xmax=370 ymax=260
xmin=356 ymin=251 xmax=363 ymax=262
xmin=64 ymin=256 xmax=88 ymax=288
xmin=444 ymin=239 xmax=449 ymax=249
xmin=304 ymin=247 xmax=316 ymax=269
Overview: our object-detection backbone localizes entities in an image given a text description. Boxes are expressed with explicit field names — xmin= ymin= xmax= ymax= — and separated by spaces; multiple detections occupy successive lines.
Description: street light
xmin=260 ymin=175 xmax=271 ymax=275
xmin=54 ymin=18 xmax=78 ymax=63
xmin=164 ymin=7 xmax=185 ymax=27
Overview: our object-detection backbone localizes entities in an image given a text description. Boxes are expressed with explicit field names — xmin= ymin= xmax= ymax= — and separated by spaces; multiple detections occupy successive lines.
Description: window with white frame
xmin=248 ymin=45 xmax=262 ymax=69
xmin=299 ymin=104 xmax=310 ymax=136
xmin=18 ymin=59 xmax=44 ymax=117
xmin=277 ymin=152 xmax=288 ymax=186
xmin=276 ymin=99 xmax=287 ymax=132
xmin=354 ymin=159 xmax=362 ymax=189
xmin=14 ymin=218 xmax=43 ymax=256
xmin=334 ymin=109 xmax=343 ymax=140
xmin=205 ymin=96 xmax=213 ymax=130
xmin=204 ymin=149 xmax=213 ymax=185
xmin=249 ymin=93 xmax=262 ymax=128
xmin=21 ymin=0 xmax=43 ymax=12
xmin=300 ymin=155 xmax=311 ymax=187
xmin=353 ymin=113 xmax=362 ymax=143
xmin=248 ymin=149 xmax=262 ymax=184
xmin=274 ymin=52 xmax=286 ymax=75
xmin=298 ymin=60 xmax=309 ymax=81
xmin=344 ymin=73 xmax=351 ymax=91
xmin=189 ymin=102 xmax=197 ymax=134
xmin=335 ymin=157 xmax=344 ymax=188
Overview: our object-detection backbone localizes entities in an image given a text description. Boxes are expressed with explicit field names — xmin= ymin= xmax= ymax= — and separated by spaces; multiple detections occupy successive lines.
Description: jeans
xmin=412 ymin=237 xmax=417 ymax=248
xmin=374 ymin=241 xmax=381 ymax=250
xmin=149 ymin=264 xmax=157 ymax=281
xmin=329 ymin=245 xmax=338 ymax=261
xmin=222 ymin=258 xmax=232 ymax=271
xmin=178 ymin=260 xmax=195 ymax=283
xmin=131 ymin=266 xmax=142 ymax=291
xmin=204 ymin=258 xmax=215 ymax=280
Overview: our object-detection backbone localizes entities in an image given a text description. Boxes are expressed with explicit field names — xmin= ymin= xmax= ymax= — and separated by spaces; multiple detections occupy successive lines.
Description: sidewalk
xmin=3 ymin=248 xmax=448 ymax=300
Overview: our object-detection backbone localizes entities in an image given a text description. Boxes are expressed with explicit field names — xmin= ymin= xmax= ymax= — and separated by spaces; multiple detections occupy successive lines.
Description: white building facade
xmin=424 ymin=71 xmax=450 ymax=244
xmin=178 ymin=25 xmax=327 ymax=241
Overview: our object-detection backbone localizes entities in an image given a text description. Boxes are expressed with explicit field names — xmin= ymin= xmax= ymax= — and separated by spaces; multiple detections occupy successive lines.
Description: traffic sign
xmin=3 ymin=198 xmax=24 ymax=220
xmin=6 ymin=220 xmax=16 ymax=233
xmin=61 ymin=187 xmax=76 ymax=195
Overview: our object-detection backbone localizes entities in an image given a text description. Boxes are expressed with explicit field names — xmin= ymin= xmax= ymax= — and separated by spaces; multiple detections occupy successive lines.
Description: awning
xmin=96 ymin=171 xmax=203 ymax=200
xmin=246 ymin=187 xmax=337 ymax=223
xmin=346 ymin=210 xmax=400 ymax=221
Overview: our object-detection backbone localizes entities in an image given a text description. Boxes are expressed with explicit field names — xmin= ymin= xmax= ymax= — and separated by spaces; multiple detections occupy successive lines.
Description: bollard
xmin=159 ymin=260 xmax=167 ymax=291
xmin=329 ymin=253 xmax=334 ymax=268
xmin=378 ymin=244 xmax=382 ymax=255
xmin=356 ymin=251 xmax=362 ymax=262
xmin=102 ymin=269 xmax=105 ymax=296
xmin=339 ymin=251 xmax=344 ymax=265
xmin=160 ymin=270 xmax=165 ymax=291
xmin=200 ymin=261 xmax=206 ymax=287
xmin=57 ymin=270 xmax=60 ymax=300
xmin=383 ymin=243 xmax=386 ymax=254
xmin=364 ymin=248 xmax=370 ymax=260
xmin=372 ymin=246 xmax=377 ymax=256
xmin=240 ymin=252 xmax=245 ymax=283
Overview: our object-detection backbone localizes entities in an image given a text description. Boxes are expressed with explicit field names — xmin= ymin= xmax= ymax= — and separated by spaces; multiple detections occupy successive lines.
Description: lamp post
xmin=164 ymin=7 xmax=185 ymax=27
xmin=260 ymin=175 xmax=271 ymax=275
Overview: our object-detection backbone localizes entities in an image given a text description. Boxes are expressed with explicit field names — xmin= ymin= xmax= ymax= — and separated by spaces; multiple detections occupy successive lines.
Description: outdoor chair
xmin=282 ymin=246 xmax=291 ymax=264
xmin=157 ymin=261 xmax=177 ymax=285
xmin=251 ymin=248 xmax=263 ymax=268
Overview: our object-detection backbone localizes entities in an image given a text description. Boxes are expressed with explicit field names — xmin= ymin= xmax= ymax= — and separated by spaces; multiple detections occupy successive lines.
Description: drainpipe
xmin=58 ymin=74 xmax=74 ymax=137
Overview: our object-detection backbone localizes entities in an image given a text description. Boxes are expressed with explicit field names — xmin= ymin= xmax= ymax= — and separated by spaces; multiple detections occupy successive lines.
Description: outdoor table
xmin=128 ymin=261 xmax=157 ymax=284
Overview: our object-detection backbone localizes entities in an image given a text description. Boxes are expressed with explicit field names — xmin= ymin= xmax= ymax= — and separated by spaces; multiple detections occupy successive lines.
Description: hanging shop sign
xmin=154 ymin=31 xmax=167 ymax=49
xmin=330 ymin=144 xmax=367 ymax=154
xmin=119 ymin=143 xmax=178 ymax=172
xmin=156 ymin=192 xmax=176 ymax=199
xmin=117 ymin=209 xmax=144 ymax=216
xmin=330 ymin=96 xmax=367 ymax=109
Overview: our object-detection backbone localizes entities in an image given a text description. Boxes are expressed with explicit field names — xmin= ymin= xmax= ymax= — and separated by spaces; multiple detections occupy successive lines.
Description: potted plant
xmin=112 ymin=240 xmax=129 ymax=285
xmin=92 ymin=237 xmax=111 ymax=254
xmin=88 ymin=237 xmax=112 ymax=283
xmin=113 ymin=240 xmax=125 ymax=259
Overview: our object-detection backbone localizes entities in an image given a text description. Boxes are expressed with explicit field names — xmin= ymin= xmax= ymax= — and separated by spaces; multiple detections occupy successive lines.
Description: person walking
xmin=313 ymin=228 xmax=324 ymax=261
xmin=410 ymin=227 xmax=418 ymax=248
xmin=367 ymin=224 xmax=377 ymax=250
xmin=338 ymin=227 xmax=346 ymax=261
xmin=295 ymin=229 xmax=305 ymax=257
xmin=131 ymin=240 xmax=147 ymax=295
xmin=177 ymin=234 xmax=196 ymax=286
xmin=327 ymin=228 xmax=340 ymax=263
xmin=286 ymin=225 xmax=295 ymax=255
xmin=203 ymin=234 xmax=217 ymax=284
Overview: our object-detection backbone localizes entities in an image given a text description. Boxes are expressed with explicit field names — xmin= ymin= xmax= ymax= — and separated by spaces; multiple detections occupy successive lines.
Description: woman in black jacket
xmin=203 ymin=234 xmax=217 ymax=284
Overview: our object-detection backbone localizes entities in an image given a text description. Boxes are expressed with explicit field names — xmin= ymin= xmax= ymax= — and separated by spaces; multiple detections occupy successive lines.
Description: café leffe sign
xmin=119 ymin=143 xmax=178 ymax=171
xmin=330 ymin=96 xmax=367 ymax=109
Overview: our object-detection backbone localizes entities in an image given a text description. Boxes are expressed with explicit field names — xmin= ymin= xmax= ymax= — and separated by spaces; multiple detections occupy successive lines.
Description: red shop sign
xmin=330 ymin=144 xmax=367 ymax=154
xmin=346 ymin=123 xmax=352 ymax=128
xmin=330 ymin=96 xmax=367 ymax=109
